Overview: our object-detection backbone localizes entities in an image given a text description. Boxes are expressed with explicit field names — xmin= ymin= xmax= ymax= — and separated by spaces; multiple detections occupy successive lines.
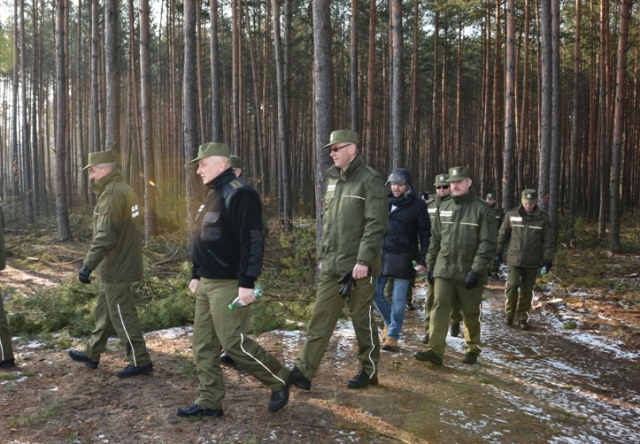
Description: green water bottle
xmin=228 ymin=284 xmax=263 ymax=310
xmin=412 ymin=260 xmax=428 ymax=281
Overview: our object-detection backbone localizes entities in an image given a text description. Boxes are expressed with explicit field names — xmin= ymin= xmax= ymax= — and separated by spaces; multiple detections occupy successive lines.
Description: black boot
xmin=347 ymin=369 xmax=378 ymax=389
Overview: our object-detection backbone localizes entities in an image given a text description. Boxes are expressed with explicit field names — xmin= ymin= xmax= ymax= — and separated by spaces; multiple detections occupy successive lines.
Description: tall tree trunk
xmin=231 ymin=0 xmax=240 ymax=153
xmin=19 ymin=0 xmax=33 ymax=220
xmin=610 ymin=0 xmax=633 ymax=250
xmin=210 ymin=0 xmax=222 ymax=141
xmin=548 ymin=0 xmax=561 ymax=225
xmin=568 ymin=0 xmax=581 ymax=239
xmin=597 ymin=0 xmax=611 ymax=236
xmin=389 ymin=0 xmax=403 ymax=169
xmin=140 ymin=0 xmax=157 ymax=237
xmin=408 ymin=0 xmax=419 ymax=176
xmin=10 ymin=0 xmax=19 ymax=218
xmin=91 ymin=0 xmax=100 ymax=155
xmin=184 ymin=0 xmax=201 ymax=229
xmin=365 ymin=0 xmax=377 ymax=164
xmin=55 ymin=0 xmax=72 ymax=241
xmin=503 ymin=0 xmax=516 ymax=209
xmin=313 ymin=0 xmax=334 ymax=252
xmin=491 ymin=0 xmax=502 ymax=196
xmin=350 ymin=0 xmax=359 ymax=134
xmin=517 ymin=0 xmax=530 ymax=194
xmin=105 ymin=0 xmax=120 ymax=154
xmin=430 ymin=10 xmax=439 ymax=179
xmin=538 ymin=0 xmax=552 ymax=211
xmin=273 ymin=0 xmax=292 ymax=231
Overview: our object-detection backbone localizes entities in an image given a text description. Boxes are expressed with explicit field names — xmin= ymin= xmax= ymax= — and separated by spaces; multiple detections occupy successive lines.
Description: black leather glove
xmin=338 ymin=271 xmax=356 ymax=298
xmin=494 ymin=253 xmax=502 ymax=266
xmin=465 ymin=270 xmax=480 ymax=289
xmin=78 ymin=267 xmax=92 ymax=284
xmin=542 ymin=260 xmax=553 ymax=271
xmin=426 ymin=268 xmax=435 ymax=285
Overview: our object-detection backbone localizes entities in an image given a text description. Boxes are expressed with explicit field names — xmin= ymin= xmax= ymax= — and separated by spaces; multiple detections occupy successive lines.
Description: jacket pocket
xmin=201 ymin=211 xmax=222 ymax=241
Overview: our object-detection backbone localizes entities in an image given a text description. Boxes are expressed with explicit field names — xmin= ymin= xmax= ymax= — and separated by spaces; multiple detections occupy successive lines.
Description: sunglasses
xmin=436 ymin=185 xmax=449 ymax=190
xmin=330 ymin=144 xmax=350 ymax=153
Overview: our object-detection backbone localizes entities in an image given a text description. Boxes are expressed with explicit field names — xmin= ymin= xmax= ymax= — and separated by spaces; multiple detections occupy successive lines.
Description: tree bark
xmin=350 ymin=0 xmax=359 ymax=134
xmin=503 ymin=0 xmax=516 ymax=209
xmin=389 ymin=0 xmax=403 ymax=169
xmin=210 ymin=0 xmax=222 ymax=142
xmin=105 ymin=0 xmax=120 ymax=154
xmin=365 ymin=0 xmax=377 ymax=164
xmin=538 ymin=0 xmax=552 ymax=211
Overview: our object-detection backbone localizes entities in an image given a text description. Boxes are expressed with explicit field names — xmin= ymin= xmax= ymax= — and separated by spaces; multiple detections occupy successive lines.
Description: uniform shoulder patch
xmin=229 ymin=179 xmax=245 ymax=190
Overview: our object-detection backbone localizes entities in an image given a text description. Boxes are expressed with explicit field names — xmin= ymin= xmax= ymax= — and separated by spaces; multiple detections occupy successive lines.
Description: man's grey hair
xmin=98 ymin=162 xmax=117 ymax=171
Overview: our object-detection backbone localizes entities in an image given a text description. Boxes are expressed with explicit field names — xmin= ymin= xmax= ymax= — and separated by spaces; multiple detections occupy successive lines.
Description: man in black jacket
xmin=374 ymin=168 xmax=431 ymax=351
xmin=176 ymin=142 xmax=291 ymax=419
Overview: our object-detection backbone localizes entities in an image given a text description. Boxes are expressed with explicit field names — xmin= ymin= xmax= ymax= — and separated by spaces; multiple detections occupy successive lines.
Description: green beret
xmin=447 ymin=166 xmax=471 ymax=182
xmin=82 ymin=150 xmax=116 ymax=171
xmin=521 ymin=189 xmax=538 ymax=203
xmin=434 ymin=174 xmax=449 ymax=186
xmin=189 ymin=142 xmax=230 ymax=165
xmin=323 ymin=129 xmax=359 ymax=148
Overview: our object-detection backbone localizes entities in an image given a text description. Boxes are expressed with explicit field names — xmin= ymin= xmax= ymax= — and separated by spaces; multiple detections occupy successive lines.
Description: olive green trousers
xmin=0 ymin=296 xmax=14 ymax=362
xmin=505 ymin=266 xmax=539 ymax=321
xmin=424 ymin=280 xmax=463 ymax=331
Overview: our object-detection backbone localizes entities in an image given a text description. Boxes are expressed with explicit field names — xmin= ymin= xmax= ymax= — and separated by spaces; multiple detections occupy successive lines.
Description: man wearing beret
xmin=69 ymin=150 xmax=153 ymax=378
xmin=495 ymin=189 xmax=555 ymax=330
xmin=422 ymin=173 xmax=463 ymax=343
xmin=291 ymin=129 xmax=387 ymax=390
xmin=415 ymin=166 xmax=497 ymax=366
xmin=0 ymin=201 xmax=16 ymax=368
xmin=485 ymin=192 xmax=504 ymax=280
xmin=177 ymin=142 xmax=291 ymax=419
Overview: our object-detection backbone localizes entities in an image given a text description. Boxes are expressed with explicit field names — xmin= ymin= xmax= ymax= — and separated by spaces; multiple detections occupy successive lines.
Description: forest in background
xmin=0 ymin=0 xmax=639 ymax=249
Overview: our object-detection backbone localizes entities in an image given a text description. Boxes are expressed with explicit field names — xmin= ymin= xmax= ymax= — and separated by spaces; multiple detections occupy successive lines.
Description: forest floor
xmin=1 ymin=241 xmax=640 ymax=444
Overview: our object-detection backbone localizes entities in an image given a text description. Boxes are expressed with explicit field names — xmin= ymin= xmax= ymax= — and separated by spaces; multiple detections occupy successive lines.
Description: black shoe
xmin=505 ymin=315 xmax=514 ymax=326
xmin=116 ymin=363 xmax=153 ymax=378
xmin=462 ymin=352 xmax=479 ymax=364
xmin=414 ymin=350 xmax=443 ymax=366
xmin=219 ymin=353 xmax=236 ymax=366
xmin=519 ymin=320 xmax=529 ymax=330
xmin=291 ymin=366 xmax=311 ymax=390
xmin=347 ymin=369 xmax=378 ymax=389
xmin=0 ymin=358 xmax=15 ymax=368
xmin=406 ymin=302 xmax=416 ymax=311
xmin=268 ymin=373 xmax=292 ymax=411
xmin=176 ymin=403 xmax=223 ymax=418
xmin=450 ymin=323 xmax=461 ymax=337
xmin=68 ymin=350 xmax=99 ymax=369
xmin=422 ymin=333 xmax=429 ymax=344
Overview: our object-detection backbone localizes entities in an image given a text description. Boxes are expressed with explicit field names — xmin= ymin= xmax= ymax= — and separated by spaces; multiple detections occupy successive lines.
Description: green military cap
xmin=231 ymin=155 xmax=241 ymax=169
xmin=434 ymin=174 xmax=449 ymax=186
xmin=323 ymin=129 xmax=359 ymax=148
xmin=521 ymin=189 xmax=538 ymax=203
xmin=188 ymin=142 xmax=230 ymax=165
xmin=447 ymin=166 xmax=471 ymax=182
xmin=82 ymin=150 xmax=116 ymax=171
xmin=486 ymin=193 xmax=497 ymax=200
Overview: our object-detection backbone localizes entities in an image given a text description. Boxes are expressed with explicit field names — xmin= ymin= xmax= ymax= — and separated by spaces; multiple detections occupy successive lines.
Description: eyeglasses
xmin=436 ymin=185 xmax=449 ymax=190
xmin=330 ymin=144 xmax=350 ymax=153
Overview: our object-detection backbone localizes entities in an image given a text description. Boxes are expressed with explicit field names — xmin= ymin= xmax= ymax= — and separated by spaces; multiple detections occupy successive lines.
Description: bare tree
xmin=365 ymin=0 xmax=377 ymax=164
xmin=105 ymin=0 xmax=119 ymax=153
xmin=502 ymin=0 xmax=516 ymax=209
xmin=548 ymin=0 xmax=561 ymax=226
xmin=568 ymin=0 xmax=581 ymax=239
xmin=210 ymin=0 xmax=222 ymax=141
xmin=390 ymin=0 xmax=403 ymax=168
xmin=537 ymin=0 xmax=552 ymax=211
xmin=350 ymin=0 xmax=359 ymax=134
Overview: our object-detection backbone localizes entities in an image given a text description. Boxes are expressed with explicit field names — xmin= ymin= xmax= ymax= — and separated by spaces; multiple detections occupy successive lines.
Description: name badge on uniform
xmin=510 ymin=216 xmax=522 ymax=222
xmin=131 ymin=204 xmax=139 ymax=218
xmin=428 ymin=208 xmax=437 ymax=214
xmin=440 ymin=210 xmax=453 ymax=217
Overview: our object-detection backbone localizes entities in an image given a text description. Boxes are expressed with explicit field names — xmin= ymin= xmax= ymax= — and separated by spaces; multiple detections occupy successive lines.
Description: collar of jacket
xmin=91 ymin=168 xmax=124 ymax=195
xmin=206 ymin=168 xmax=236 ymax=190
xmin=327 ymin=154 xmax=365 ymax=180
xmin=451 ymin=188 xmax=477 ymax=204
xmin=518 ymin=204 xmax=540 ymax=218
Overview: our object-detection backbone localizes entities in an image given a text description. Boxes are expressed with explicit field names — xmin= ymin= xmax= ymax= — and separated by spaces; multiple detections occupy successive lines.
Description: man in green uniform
xmin=177 ymin=143 xmax=291 ymax=419
xmin=415 ymin=166 xmax=497 ymax=366
xmin=69 ymin=151 xmax=153 ymax=378
xmin=0 ymin=203 xmax=16 ymax=368
xmin=485 ymin=192 xmax=504 ymax=279
xmin=291 ymin=129 xmax=387 ymax=390
xmin=422 ymin=174 xmax=463 ymax=343
xmin=495 ymin=189 xmax=555 ymax=330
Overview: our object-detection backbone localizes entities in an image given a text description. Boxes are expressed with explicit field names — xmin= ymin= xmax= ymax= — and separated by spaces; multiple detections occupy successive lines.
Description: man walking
xmin=374 ymin=168 xmax=430 ymax=351
xmin=495 ymin=189 xmax=555 ymax=330
xmin=415 ymin=166 xmax=497 ymax=366
xmin=69 ymin=151 xmax=153 ymax=378
xmin=177 ymin=142 xmax=291 ymax=419
xmin=422 ymin=174 xmax=462 ymax=342
xmin=291 ymin=129 xmax=387 ymax=390
xmin=0 ymin=203 xmax=15 ymax=368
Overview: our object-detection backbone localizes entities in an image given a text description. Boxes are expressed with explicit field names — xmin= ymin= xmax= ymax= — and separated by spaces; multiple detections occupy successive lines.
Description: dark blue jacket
xmin=381 ymin=192 xmax=431 ymax=280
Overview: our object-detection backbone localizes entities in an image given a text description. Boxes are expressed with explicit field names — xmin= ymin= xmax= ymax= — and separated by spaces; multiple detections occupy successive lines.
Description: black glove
xmin=542 ymin=260 xmax=552 ymax=271
xmin=426 ymin=268 xmax=435 ymax=285
xmin=464 ymin=270 xmax=480 ymax=289
xmin=338 ymin=271 xmax=356 ymax=298
xmin=494 ymin=253 xmax=502 ymax=266
xmin=78 ymin=267 xmax=92 ymax=284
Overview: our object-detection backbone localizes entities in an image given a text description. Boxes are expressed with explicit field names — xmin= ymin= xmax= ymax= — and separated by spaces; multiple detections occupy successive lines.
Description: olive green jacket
xmin=0 ymin=209 xmax=5 ymax=271
xmin=487 ymin=204 xmax=504 ymax=230
xmin=426 ymin=190 xmax=497 ymax=283
xmin=83 ymin=168 xmax=143 ymax=283
xmin=497 ymin=205 xmax=555 ymax=269
xmin=425 ymin=195 xmax=451 ymax=226
xmin=319 ymin=155 xmax=388 ymax=276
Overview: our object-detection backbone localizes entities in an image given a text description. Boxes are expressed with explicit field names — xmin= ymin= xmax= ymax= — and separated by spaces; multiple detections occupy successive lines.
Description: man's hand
xmin=352 ymin=264 xmax=370 ymax=280
xmin=78 ymin=267 xmax=92 ymax=284
xmin=189 ymin=279 xmax=200 ymax=294
xmin=238 ymin=287 xmax=256 ymax=306
xmin=415 ymin=264 xmax=427 ymax=274
xmin=465 ymin=270 xmax=480 ymax=289
xmin=426 ymin=268 xmax=434 ymax=285
xmin=494 ymin=253 xmax=502 ymax=266
xmin=542 ymin=260 xmax=553 ymax=271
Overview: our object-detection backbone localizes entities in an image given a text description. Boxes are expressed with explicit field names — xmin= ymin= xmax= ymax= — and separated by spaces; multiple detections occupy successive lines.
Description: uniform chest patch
xmin=440 ymin=210 xmax=453 ymax=217
xmin=510 ymin=216 xmax=523 ymax=222
xmin=327 ymin=184 xmax=336 ymax=193
xmin=131 ymin=204 xmax=139 ymax=218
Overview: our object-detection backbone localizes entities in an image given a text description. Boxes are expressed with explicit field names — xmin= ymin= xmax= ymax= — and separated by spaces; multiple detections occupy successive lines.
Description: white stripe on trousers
xmin=239 ymin=333 xmax=285 ymax=386
xmin=117 ymin=304 xmax=137 ymax=367
xmin=366 ymin=305 xmax=377 ymax=378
